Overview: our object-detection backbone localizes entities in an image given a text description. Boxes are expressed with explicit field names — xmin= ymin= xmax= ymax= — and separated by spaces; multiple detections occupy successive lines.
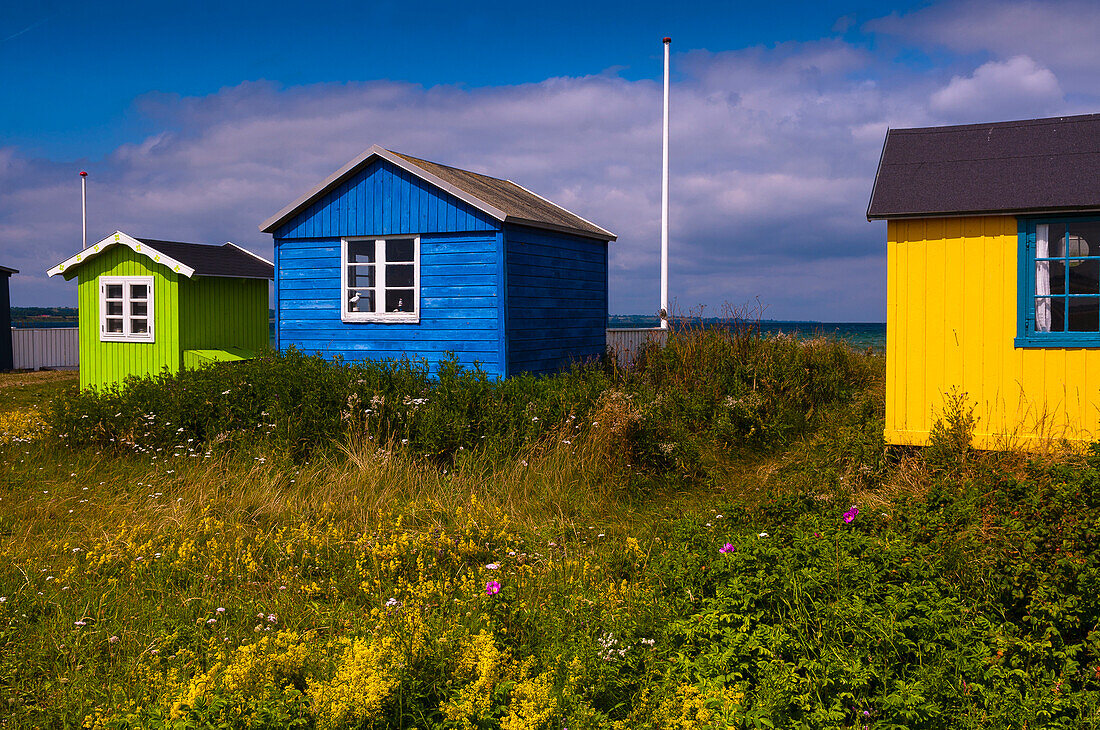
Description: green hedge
xmin=49 ymin=329 xmax=878 ymax=468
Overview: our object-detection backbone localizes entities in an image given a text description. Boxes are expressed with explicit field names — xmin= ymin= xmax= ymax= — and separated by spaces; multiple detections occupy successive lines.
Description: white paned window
xmin=99 ymin=276 xmax=155 ymax=342
xmin=341 ymin=237 xmax=420 ymax=323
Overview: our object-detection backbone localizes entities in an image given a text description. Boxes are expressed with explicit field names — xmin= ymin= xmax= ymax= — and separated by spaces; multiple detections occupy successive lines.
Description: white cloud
xmin=5 ymin=15 xmax=1090 ymax=320
xmin=930 ymin=55 xmax=1063 ymax=121
xmin=867 ymin=0 xmax=1100 ymax=91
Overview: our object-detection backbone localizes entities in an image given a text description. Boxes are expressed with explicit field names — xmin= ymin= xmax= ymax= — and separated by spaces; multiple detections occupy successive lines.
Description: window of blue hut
xmin=341 ymin=236 xmax=420 ymax=322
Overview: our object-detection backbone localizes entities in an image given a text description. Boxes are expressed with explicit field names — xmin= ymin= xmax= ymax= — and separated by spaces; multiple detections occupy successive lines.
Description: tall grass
xmin=7 ymin=329 xmax=1100 ymax=728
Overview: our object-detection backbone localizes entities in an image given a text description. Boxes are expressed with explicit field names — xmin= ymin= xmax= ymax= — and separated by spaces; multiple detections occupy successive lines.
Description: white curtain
xmin=1035 ymin=224 xmax=1052 ymax=332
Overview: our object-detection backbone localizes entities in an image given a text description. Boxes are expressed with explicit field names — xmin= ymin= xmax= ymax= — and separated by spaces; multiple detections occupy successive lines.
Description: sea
xmin=609 ymin=317 xmax=886 ymax=351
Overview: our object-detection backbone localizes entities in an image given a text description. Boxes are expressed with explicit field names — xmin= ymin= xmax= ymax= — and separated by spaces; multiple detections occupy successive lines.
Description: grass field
xmin=3 ymin=335 xmax=1100 ymax=729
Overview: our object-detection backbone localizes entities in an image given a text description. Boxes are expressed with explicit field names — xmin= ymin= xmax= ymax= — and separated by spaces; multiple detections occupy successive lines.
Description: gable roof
xmin=259 ymin=145 xmax=616 ymax=241
xmin=47 ymin=231 xmax=274 ymax=279
xmin=867 ymin=113 xmax=1100 ymax=220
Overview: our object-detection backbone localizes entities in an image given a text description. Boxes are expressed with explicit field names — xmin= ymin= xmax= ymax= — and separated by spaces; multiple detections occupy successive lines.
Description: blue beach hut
xmin=260 ymin=146 xmax=616 ymax=377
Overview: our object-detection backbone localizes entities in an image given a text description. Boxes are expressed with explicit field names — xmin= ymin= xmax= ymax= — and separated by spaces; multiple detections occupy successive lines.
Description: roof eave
xmin=193 ymin=273 xmax=275 ymax=280
xmin=866 ymin=128 xmax=891 ymax=222
xmin=505 ymin=217 xmax=617 ymax=242
xmin=260 ymin=145 xmax=509 ymax=234
xmin=868 ymin=204 xmax=1100 ymax=221
xmin=223 ymin=241 xmax=274 ymax=268
xmin=47 ymin=231 xmax=197 ymax=278
xmin=504 ymin=179 xmax=617 ymax=241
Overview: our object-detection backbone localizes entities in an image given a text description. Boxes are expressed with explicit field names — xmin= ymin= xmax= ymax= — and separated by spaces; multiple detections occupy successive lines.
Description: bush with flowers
xmin=47 ymin=323 xmax=874 ymax=475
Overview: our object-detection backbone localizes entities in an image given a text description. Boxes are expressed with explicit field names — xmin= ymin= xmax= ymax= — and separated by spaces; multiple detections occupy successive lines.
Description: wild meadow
xmin=3 ymin=326 xmax=1100 ymax=728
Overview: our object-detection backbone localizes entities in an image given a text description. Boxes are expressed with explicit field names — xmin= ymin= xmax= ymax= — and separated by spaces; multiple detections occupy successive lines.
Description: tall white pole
xmin=80 ymin=170 xmax=88 ymax=249
xmin=660 ymin=37 xmax=670 ymax=329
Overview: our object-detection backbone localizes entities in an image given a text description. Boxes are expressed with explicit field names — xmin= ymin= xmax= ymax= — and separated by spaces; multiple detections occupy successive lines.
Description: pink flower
xmin=719 ymin=543 xmax=734 ymax=554
xmin=843 ymin=506 xmax=859 ymax=524
xmin=485 ymin=580 xmax=501 ymax=596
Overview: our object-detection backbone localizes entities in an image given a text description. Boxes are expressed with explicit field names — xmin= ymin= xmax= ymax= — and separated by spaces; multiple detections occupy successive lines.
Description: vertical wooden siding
xmin=179 ymin=277 xmax=269 ymax=353
xmin=75 ymin=247 xmax=180 ymax=390
xmin=277 ymin=233 xmax=504 ymax=376
xmin=273 ymin=157 xmax=505 ymax=377
xmin=504 ymin=224 xmax=607 ymax=375
xmin=11 ymin=328 xmax=79 ymax=369
xmin=887 ymin=215 xmax=1099 ymax=448
xmin=275 ymin=159 xmax=499 ymax=239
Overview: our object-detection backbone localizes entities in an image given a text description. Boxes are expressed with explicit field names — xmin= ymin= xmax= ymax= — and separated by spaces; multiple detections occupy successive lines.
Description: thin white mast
xmin=660 ymin=36 xmax=670 ymax=329
xmin=80 ymin=170 xmax=88 ymax=249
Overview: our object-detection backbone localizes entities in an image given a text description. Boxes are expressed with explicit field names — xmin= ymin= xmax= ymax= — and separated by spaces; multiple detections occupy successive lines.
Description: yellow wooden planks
xmin=886 ymin=214 xmax=1100 ymax=448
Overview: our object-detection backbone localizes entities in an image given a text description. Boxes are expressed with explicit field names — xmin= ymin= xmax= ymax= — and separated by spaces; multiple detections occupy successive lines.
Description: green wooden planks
xmin=76 ymin=246 xmax=180 ymax=390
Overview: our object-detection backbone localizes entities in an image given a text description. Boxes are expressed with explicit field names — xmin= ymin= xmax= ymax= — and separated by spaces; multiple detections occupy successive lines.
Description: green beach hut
xmin=47 ymin=230 xmax=274 ymax=390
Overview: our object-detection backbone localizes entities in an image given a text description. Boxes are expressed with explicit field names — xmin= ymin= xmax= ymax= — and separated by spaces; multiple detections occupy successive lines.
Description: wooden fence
xmin=12 ymin=327 xmax=79 ymax=370
xmin=9 ymin=327 xmax=663 ymax=373
xmin=606 ymin=327 xmax=668 ymax=369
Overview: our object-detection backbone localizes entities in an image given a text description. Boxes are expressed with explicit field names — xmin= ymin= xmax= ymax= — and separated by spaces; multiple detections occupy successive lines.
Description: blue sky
xmin=3 ymin=0 xmax=894 ymax=158
xmin=4 ymin=0 xmax=1099 ymax=319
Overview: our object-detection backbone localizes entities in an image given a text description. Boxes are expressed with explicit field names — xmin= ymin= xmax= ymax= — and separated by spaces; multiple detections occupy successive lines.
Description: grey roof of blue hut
xmin=868 ymin=113 xmax=1100 ymax=220
xmin=260 ymin=145 xmax=616 ymax=241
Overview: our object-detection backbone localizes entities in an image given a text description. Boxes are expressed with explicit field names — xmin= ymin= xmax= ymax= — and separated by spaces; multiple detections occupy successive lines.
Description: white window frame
xmin=99 ymin=275 xmax=155 ymax=342
xmin=340 ymin=236 xmax=420 ymax=323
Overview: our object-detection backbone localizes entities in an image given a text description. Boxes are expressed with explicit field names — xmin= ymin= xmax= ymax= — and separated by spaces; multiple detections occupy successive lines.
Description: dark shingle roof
xmin=0 ymin=265 xmax=17 ymax=275
xmin=135 ymin=239 xmax=273 ymax=279
xmin=259 ymin=145 xmax=616 ymax=240
xmin=388 ymin=151 xmax=614 ymax=239
xmin=867 ymin=113 xmax=1100 ymax=220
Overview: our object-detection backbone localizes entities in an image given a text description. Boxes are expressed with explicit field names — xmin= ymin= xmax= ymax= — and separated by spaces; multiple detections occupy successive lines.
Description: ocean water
xmin=753 ymin=321 xmax=886 ymax=350
xmin=610 ymin=317 xmax=886 ymax=351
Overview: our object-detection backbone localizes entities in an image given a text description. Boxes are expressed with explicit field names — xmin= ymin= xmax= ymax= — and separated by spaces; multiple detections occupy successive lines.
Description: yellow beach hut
xmin=868 ymin=113 xmax=1100 ymax=448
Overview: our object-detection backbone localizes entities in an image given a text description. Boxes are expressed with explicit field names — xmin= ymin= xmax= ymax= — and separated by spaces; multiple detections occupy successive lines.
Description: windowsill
xmin=100 ymin=335 xmax=156 ymax=343
xmin=341 ymin=313 xmax=420 ymax=324
xmin=1014 ymin=335 xmax=1100 ymax=348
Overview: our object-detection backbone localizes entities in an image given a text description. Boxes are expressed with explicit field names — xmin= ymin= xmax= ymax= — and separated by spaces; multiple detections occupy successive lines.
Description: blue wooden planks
xmin=269 ymin=160 xmax=610 ymax=381
xmin=275 ymin=232 xmax=504 ymax=377
xmin=504 ymin=224 xmax=608 ymax=376
xmin=273 ymin=160 xmax=500 ymax=239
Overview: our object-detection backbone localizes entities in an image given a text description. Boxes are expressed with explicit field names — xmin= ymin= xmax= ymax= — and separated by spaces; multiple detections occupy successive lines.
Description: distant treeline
xmin=12 ymin=307 xmax=77 ymax=319
xmin=11 ymin=307 xmax=78 ymax=325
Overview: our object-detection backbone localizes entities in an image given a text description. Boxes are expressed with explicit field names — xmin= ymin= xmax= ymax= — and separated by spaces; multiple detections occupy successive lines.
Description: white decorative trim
xmin=224 ymin=241 xmax=274 ymax=267
xmin=340 ymin=236 xmax=420 ymax=324
xmin=99 ymin=275 xmax=155 ymax=343
xmin=48 ymin=231 xmax=196 ymax=278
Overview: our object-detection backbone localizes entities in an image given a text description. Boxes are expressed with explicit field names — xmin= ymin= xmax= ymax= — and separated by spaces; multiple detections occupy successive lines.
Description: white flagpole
xmin=660 ymin=37 xmax=670 ymax=329
xmin=80 ymin=170 xmax=88 ymax=249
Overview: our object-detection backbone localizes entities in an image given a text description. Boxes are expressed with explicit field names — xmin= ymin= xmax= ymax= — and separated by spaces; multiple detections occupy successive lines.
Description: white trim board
xmin=224 ymin=241 xmax=274 ymax=267
xmin=47 ymin=231 xmax=196 ymax=278
xmin=258 ymin=145 xmax=617 ymax=241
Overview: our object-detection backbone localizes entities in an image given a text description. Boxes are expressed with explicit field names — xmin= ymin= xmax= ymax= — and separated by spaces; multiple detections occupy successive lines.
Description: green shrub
xmin=925 ymin=388 xmax=977 ymax=471
xmin=48 ymin=328 xmax=879 ymax=475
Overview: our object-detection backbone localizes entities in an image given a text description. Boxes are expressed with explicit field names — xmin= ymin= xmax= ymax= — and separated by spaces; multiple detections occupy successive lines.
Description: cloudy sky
xmin=3 ymin=0 xmax=1098 ymax=320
